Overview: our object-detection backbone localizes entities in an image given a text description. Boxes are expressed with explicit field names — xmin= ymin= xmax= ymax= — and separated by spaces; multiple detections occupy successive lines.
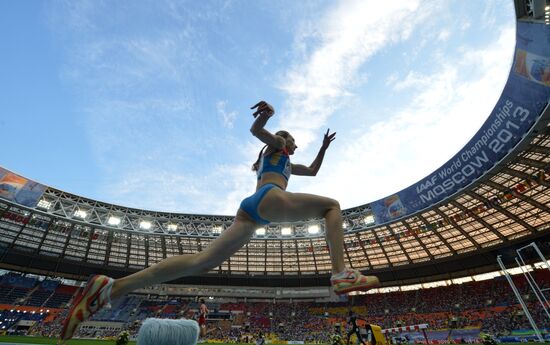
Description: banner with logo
xmin=371 ymin=22 xmax=550 ymax=224
xmin=0 ymin=167 xmax=46 ymax=207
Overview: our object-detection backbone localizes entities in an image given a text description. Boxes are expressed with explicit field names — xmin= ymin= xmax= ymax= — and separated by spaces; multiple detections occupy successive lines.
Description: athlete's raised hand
xmin=321 ymin=129 xmax=336 ymax=150
xmin=251 ymin=101 xmax=275 ymax=118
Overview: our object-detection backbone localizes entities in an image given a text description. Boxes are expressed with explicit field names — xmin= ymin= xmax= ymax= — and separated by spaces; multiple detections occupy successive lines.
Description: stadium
xmin=0 ymin=0 xmax=549 ymax=344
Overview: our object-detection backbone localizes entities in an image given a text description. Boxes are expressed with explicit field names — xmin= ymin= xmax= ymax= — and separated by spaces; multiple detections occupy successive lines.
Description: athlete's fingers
xmin=252 ymin=103 xmax=274 ymax=117
xmin=250 ymin=101 xmax=265 ymax=109
xmin=252 ymin=102 xmax=268 ymax=117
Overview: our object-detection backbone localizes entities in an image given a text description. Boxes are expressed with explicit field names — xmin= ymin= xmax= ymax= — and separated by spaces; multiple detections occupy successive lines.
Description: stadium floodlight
xmin=140 ymin=220 xmax=152 ymax=230
xmin=363 ymin=215 xmax=375 ymax=225
xmin=73 ymin=209 xmax=87 ymax=219
xmin=255 ymin=228 xmax=266 ymax=236
xmin=37 ymin=199 xmax=52 ymax=210
xmin=281 ymin=227 xmax=292 ymax=236
xmin=167 ymin=223 xmax=178 ymax=232
xmin=108 ymin=216 xmax=121 ymax=226
xmin=342 ymin=222 xmax=348 ymax=229
xmin=307 ymin=224 xmax=320 ymax=234
xmin=212 ymin=226 xmax=223 ymax=234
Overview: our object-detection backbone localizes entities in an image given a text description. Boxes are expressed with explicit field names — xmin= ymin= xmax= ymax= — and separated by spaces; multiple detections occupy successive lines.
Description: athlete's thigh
xmin=258 ymin=188 xmax=339 ymax=223
xmin=200 ymin=211 xmax=257 ymax=261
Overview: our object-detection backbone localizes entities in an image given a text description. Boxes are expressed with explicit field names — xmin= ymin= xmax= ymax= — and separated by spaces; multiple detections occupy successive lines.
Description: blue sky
xmin=1 ymin=0 xmax=515 ymax=215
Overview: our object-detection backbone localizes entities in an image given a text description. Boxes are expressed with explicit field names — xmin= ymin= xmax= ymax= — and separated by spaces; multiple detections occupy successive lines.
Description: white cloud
xmin=101 ymin=163 xmax=255 ymax=215
xmin=276 ymin=0 xmax=437 ymax=150
xmin=216 ymin=100 xmax=238 ymax=129
xmin=292 ymin=24 xmax=515 ymax=209
xmin=437 ymin=29 xmax=451 ymax=42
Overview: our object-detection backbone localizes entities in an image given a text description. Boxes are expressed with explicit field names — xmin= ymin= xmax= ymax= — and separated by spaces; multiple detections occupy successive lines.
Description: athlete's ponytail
xmin=252 ymin=130 xmax=291 ymax=172
xmin=252 ymin=144 xmax=268 ymax=171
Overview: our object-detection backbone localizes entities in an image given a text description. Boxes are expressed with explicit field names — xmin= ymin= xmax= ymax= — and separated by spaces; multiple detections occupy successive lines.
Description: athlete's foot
xmin=330 ymin=269 xmax=380 ymax=295
xmin=59 ymin=274 xmax=114 ymax=343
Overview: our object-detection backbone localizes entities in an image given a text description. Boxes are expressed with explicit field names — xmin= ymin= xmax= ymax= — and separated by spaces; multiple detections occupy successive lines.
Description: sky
xmin=0 ymin=0 xmax=516 ymax=216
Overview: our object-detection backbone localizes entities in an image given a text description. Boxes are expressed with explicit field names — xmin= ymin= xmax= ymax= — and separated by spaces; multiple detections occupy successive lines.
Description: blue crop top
xmin=257 ymin=148 xmax=291 ymax=181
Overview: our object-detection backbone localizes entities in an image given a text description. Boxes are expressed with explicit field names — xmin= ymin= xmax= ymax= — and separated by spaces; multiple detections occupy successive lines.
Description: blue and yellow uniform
xmin=240 ymin=148 xmax=291 ymax=224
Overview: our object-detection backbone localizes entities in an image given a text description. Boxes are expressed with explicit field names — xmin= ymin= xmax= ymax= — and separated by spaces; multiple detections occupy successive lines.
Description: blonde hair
xmin=252 ymin=130 xmax=291 ymax=171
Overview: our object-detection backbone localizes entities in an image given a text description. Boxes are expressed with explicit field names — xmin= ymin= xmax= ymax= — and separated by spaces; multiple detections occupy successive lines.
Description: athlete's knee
xmin=324 ymin=197 xmax=341 ymax=214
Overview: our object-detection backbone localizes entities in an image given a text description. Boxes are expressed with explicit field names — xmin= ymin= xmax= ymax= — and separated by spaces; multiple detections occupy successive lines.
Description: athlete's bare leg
xmin=258 ymin=189 xmax=345 ymax=273
xmin=110 ymin=210 xmax=257 ymax=299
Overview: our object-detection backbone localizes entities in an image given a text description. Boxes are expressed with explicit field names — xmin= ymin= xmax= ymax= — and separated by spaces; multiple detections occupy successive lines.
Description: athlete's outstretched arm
xmin=250 ymin=101 xmax=284 ymax=149
xmin=292 ymin=129 xmax=336 ymax=176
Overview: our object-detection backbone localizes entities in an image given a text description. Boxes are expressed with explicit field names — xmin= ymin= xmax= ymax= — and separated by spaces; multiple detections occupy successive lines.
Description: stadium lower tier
xmin=1 ymin=270 xmax=549 ymax=343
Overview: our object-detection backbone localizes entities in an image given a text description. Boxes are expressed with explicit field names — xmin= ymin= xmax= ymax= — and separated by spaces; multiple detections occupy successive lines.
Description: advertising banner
xmin=371 ymin=22 xmax=550 ymax=224
xmin=0 ymin=167 xmax=46 ymax=207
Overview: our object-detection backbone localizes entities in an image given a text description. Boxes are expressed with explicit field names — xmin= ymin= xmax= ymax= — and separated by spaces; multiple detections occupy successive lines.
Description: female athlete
xmin=59 ymin=101 xmax=379 ymax=342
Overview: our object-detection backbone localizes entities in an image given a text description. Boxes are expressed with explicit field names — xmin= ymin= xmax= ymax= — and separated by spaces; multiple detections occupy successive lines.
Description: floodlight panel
xmin=307 ymin=224 xmax=320 ymax=234
xmin=255 ymin=228 xmax=266 ymax=236
xmin=281 ymin=227 xmax=292 ymax=236
xmin=37 ymin=199 xmax=52 ymax=210
xmin=74 ymin=209 xmax=87 ymax=219
xmin=140 ymin=221 xmax=152 ymax=230
xmin=108 ymin=216 xmax=121 ymax=226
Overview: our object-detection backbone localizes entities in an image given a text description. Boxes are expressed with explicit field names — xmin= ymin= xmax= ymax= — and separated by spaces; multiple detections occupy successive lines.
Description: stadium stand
xmin=1 ymin=268 xmax=547 ymax=342
xmin=0 ymin=1 xmax=549 ymax=343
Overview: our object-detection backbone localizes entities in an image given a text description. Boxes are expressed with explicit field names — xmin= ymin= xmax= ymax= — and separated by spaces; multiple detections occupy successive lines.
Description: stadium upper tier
xmin=0 ymin=0 xmax=549 ymax=287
